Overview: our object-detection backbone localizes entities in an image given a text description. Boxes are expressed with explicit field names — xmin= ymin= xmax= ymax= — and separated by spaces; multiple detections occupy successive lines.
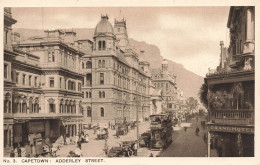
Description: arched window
xmin=98 ymin=60 xmax=102 ymax=68
xmin=68 ymin=80 xmax=71 ymax=90
xmin=102 ymin=41 xmax=106 ymax=50
xmin=99 ymin=91 xmax=102 ymax=98
xmin=100 ymin=107 xmax=104 ymax=117
xmin=89 ymin=92 xmax=92 ymax=98
xmin=102 ymin=60 xmax=105 ymax=68
xmin=86 ymin=92 xmax=88 ymax=98
xmin=86 ymin=74 xmax=92 ymax=86
xmin=52 ymin=52 xmax=55 ymax=62
xmin=86 ymin=61 xmax=92 ymax=68
xmin=102 ymin=91 xmax=105 ymax=98
xmin=98 ymin=41 xmax=102 ymax=50
xmin=82 ymin=62 xmax=84 ymax=69
xmin=87 ymin=107 xmax=92 ymax=117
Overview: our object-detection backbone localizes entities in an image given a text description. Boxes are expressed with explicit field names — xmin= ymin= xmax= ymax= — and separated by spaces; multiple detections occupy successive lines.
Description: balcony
xmin=210 ymin=109 xmax=254 ymax=126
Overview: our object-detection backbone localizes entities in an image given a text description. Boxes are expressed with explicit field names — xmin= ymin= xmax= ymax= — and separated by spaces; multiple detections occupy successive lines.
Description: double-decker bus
xmin=149 ymin=113 xmax=173 ymax=150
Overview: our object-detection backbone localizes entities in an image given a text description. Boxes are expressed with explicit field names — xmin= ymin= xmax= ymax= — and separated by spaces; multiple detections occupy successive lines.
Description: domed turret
xmin=94 ymin=14 xmax=114 ymax=37
xmin=162 ymin=59 xmax=168 ymax=73
xmin=162 ymin=59 xmax=168 ymax=65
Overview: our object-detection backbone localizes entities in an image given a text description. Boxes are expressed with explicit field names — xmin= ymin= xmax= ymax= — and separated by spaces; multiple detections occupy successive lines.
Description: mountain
xmin=13 ymin=28 xmax=204 ymax=98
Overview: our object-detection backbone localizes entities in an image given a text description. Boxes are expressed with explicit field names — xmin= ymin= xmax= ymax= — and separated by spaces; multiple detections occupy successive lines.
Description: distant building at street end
xmin=205 ymin=6 xmax=254 ymax=157
xmin=151 ymin=59 xmax=184 ymax=116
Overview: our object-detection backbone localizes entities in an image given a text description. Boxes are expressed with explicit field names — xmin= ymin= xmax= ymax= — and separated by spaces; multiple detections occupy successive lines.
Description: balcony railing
xmin=210 ymin=109 xmax=254 ymax=125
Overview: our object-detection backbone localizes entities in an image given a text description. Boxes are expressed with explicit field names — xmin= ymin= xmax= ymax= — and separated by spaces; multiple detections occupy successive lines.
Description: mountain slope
xmin=13 ymin=28 xmax=203 ymax=98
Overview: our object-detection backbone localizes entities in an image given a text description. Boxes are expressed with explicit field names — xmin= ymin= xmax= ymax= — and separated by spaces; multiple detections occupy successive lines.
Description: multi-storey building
xmin=4 ymin=8 xmax=85 ymax=150
xmin=80 ymin=15 xmax=153 ymax=123
xmin=205 ymin=6 xmax=254 ymax=157
xmin=151 ymin=59 xmax=183 ymax=116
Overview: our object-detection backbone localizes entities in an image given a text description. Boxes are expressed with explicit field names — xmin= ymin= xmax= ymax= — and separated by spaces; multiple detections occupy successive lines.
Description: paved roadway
xmin=159 ymin=117 xmax=208 ymax=157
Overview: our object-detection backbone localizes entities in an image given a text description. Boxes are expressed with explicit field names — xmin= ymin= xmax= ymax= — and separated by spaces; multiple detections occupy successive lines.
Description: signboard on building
xmin=29 ymin=122 xmax=45 ymax=133
xmin=207 ymin=124 xmax=254 ymax=134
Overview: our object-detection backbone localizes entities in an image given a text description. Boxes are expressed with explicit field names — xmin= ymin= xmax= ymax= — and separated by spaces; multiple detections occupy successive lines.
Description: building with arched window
xmin=3 ymin=8 xmax=85 ymax=151
xmin=79 ymin=14 xmax=155 ymax=123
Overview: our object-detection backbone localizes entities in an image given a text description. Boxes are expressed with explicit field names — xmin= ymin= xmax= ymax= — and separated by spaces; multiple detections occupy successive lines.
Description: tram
xmin=149 ymin=113 xmax=173 ymax=150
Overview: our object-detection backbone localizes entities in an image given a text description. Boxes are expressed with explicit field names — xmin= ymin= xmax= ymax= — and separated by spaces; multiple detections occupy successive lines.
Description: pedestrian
xmin=116 ymin=130 xmax=120 ymax=139
xmin=149 ymin=153 xmax=153 ymax=157
xmin=10 ymin=148 xmax=15 ymax=157
xmin=77 ymin=140 xmax=81 ymax=150
xmin=195 ymin=127 xmax=200 ymax=136
xmin=133 ymin=143 xmax=138 ymax=156
xmin=17 ymin=143 xmax=22 ymax=157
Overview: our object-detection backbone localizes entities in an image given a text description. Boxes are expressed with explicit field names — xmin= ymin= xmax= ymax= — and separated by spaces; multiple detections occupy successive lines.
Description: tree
xmin=199 ymin=83 xmax=208 ymax=108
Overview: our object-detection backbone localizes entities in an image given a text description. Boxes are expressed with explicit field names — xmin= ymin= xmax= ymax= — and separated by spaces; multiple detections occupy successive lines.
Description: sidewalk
xmin=56 ymin=121 xmax=151 ymax=157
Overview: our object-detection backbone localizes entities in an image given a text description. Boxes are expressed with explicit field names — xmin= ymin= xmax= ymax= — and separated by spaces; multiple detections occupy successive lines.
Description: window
xmin=82 ymin=62 xmax=84 ymax=69
xmin=34 ymin=77 xmax=37 ymax=87
xmin=50 ymin=77 xmax=54 ymax=88
xmin=49 ymin=104 xmax=55 ymax=113
xmin=118 ymin=28 xmax=120 ymax=32
xmin=48 ymin=52 xmax=52 ymax=62
xmin=102 ymin=60 xmax=105 ymax=68
xmin=240 ymin=40 xmax=243 ymax=54
xmin=102 ymin=41 xmax=106 ymax=50
xmin=60 ymin=103 xmax=63 ymax=113
xmin=98 ymin=60 xmax=102 ymax=68
xmin=89 ymin=92 xmax=91 ymax=98
xmin=60 ymin=78 xmax=62 ymax=88
xmin=86 ymin=61 xmax=92 ymax=68
xmin=52 ymin=52 xmax=55 ymax=62
xmin=4 ymin=64 xmax=8 ymax=79
xmin=86 ymin=92 xmax=88 ymax=98
xmin=100 ymin=107 xmax=104 ymax=117
xmin=100 ymin=73 xmax=104 ymax=85
xmin=16 ymin=73 xmax=19 ymax=83
xmin=99 ymin=91 xmax=102 ymax=98
xmin=87 ymin=107 xmax=92 ymax=117
xmin=29 ymin=76 xmax=32 ymax=86
xmin=22 ymin=74 xmax=26 ymax=85
xmin=5 ymin=30 xmax=8 ymax=45
xmin=78 ymin=83 xmax=81 ymax=91
xmin=98 ymin=41 xmax=102 ymax=50
xmin=102 ymin=91 xmax=105 ymax=98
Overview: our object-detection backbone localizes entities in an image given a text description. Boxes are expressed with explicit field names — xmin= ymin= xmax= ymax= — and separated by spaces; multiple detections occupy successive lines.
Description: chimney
xmin=220 ymin=41 xmax=224 ymax=68
xmin=44 ymin=29 xmax=64 ymax=40
xmin=64 ymin=29 xmax=76 ymax=44
xmin=12 ymin=32 xmax=20 ymax=43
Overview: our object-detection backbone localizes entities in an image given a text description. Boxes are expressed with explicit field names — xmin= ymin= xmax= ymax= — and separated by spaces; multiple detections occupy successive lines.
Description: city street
xmin=55 ymin=116 xmax=216 ymax=157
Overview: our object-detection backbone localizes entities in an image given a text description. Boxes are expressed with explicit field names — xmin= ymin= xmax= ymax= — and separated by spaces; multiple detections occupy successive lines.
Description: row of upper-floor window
xmin=86 ymin=107 xmax=104 ymax=117
xmin=47 ymin=51 xmax=78 ymax=69
xmin=49 ymin=77 xmax=82 ymax=91
xmin=12 ymin=71 xmax=39 ymax=87
xmin=83 ymin=91 xmax=92 ymax=98
xmin=154 ymin=82 xmax=170 ymax=88
xmin=4 ymin=95 xmax=40 ymax=114
xmin=114 ymin=73 xmax=130 ymax=89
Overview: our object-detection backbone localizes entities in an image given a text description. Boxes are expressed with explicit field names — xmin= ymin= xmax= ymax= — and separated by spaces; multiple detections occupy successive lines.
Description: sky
xmin=12 ymin=7 xmax=230 ymax=77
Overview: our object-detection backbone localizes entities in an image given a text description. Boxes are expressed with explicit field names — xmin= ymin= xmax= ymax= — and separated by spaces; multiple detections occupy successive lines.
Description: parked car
xmin=107 ymin=147 xmax=125 ymax=157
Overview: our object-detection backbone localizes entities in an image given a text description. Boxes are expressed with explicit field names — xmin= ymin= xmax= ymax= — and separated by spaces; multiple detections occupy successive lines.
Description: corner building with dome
xmin=81 ymin=15 xmax=155 ymax=123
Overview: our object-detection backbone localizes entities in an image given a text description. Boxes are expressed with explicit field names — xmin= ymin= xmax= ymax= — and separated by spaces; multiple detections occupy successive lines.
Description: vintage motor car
xmin=107 ymin=147 xmax=125 ymax=157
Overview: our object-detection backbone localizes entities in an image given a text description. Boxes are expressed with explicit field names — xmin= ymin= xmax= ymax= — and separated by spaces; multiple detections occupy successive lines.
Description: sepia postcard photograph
xmin=1 ymin=0 xmax=259 ymax=165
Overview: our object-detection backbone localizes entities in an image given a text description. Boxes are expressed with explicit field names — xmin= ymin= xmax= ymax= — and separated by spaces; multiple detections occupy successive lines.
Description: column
xmin=208 ymin=131 xmax=211 ymax=157
xmin=244 ymin=8 xmax=255 ymax=54
xmin=237 ymin=133 xmax=243 ymax=156
xmin=246 ymin=8 xmax=253 ymax=41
